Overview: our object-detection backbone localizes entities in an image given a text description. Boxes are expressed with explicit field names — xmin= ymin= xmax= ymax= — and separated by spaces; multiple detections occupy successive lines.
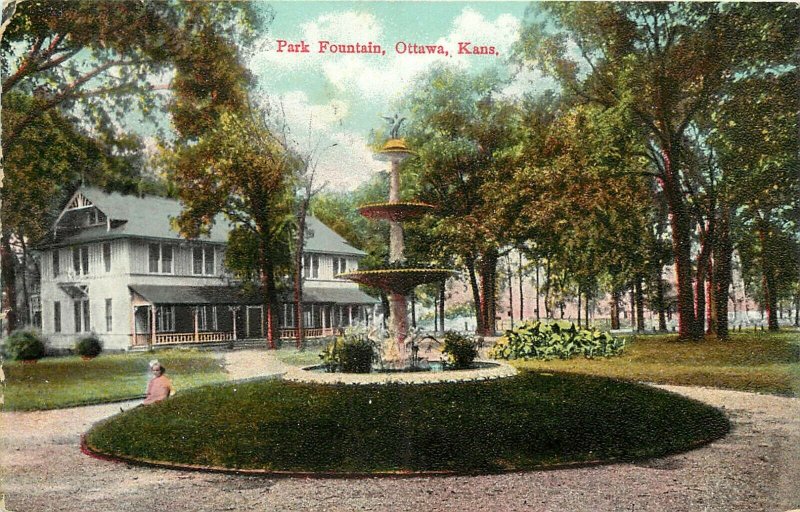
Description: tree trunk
xmin=478 ymin=249 xmax=498 ymax=336
xmin=1 ymin=230 xmax=17 ymax=334
xmin=711 ymin=206 xmax=732 ymax=338
xmin=380 ymin=293 xmax=390 ymax=330
xmin=635 ymin=276 xmax=645 ymax=332
xmin=518 ymin=252 xmax=524 ymax=321
xmin=577 ymin=284 xmax=582 ymax=327
xmin=660 ymin=147 xmax=700 ymax=339
xmin=757 ymin=218 xmax=780 ymax=331
xmin=534 ymin=260 xmax=540 ymax=320
xmin=544 ymin=259 xmax=552 ymax=319
xmin=294 ymin=204 xmax=307 ymax=348
xmin=258 ymin=234 xmax=277 ymax=349
xmin=19 ymin=235 xmax=31 ymax=325
xmin=629 ymin=288 xmax=635 ymax=330
xmin=466 ymin=255 xmax=484 ymax=333
xmin=584 ymin=291 xmax=590 ymax=329
xmin=507 ymin=256 xmax=514 ymax=329
xmin=438 ymin=280 xmax=445 ymax=333
xmin=656 ymin=270 xmax=667 ymax=331
xmin=610 ymin=289 xmax=620 ymax=330
xmin=411 ymin=291 xmax=417 ymax=328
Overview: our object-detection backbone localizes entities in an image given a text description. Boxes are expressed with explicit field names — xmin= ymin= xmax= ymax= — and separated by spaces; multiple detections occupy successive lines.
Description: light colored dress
xmin=143 ymin=375 xmax=175 ymax=405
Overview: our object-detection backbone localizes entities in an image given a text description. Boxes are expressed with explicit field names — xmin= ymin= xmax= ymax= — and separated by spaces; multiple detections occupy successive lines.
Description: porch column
xmin=150 ymin=305 xmax=157 ymax=347
xmin=322 ymin=306 xmax=327 ymax=331
xmin=230 ymin=306 xmax=239 ymax=340
xmin=348 ymin=305 xmax=353 ymax=326
xmin=193 ymin=307 xmax=199 ymax=342
xmin=130 ymin=306 xmax=136 ymax=346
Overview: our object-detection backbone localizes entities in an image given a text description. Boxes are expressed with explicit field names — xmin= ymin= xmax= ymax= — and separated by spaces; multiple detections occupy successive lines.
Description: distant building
xmin=36 ymin=187 xmax=377 ymax=351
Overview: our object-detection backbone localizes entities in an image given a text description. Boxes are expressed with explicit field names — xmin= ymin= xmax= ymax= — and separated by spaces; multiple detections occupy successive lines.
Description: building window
xmin=74 ymin=299 xmax=90 ymax=332
xmin=105 ymin=298 xmax=112 ymax=332
xmin=53 ymin=301 xmax=61 ymax=333
xmin=303 ymin=254 xmax=319 ymax=279
xmin=53 ymin=251 xmax=60 ymax=277
xmin=149 ymin=244 xmax=173 ymax=274
xmin=103 ymin=243 xmax=112 ymax=272
xmin=72 ymin=246 xmax=89 ymax=275
xmin=333 ymin=257 xmax=347 ymax=277
xmin=156 ymin=306 xmax=175 ymax=332
xmin=283 ymin=304 xmax=294 ymax=328
xmin=197 ymin=305 xmax=217 ymax=331
xmin=193 ymin=246 xmax=215 ymax=275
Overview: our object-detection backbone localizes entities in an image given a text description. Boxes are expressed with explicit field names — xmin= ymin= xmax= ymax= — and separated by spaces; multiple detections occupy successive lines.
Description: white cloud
xmin=263 ymin=91 xmax=383 ymax=190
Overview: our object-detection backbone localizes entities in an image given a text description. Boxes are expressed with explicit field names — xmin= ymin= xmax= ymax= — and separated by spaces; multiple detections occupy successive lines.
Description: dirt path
xmin=2 ymin=350 xmax=799 ymax=512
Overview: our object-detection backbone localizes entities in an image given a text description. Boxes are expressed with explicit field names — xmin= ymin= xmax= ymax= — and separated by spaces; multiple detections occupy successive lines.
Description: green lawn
xmin=85 ymin=372 xmax=729 ymax=474
xmin=3 ymin=349 xmax=228 ymax=411
xmin=507 ymin=330 xmax=800 ymax=396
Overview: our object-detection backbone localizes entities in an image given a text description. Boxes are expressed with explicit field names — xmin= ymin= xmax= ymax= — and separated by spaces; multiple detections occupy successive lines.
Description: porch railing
xmin=279 ymin=327 xmax=337 ymax=339
xmin=131 ymin=327 xmax=339 ymax=347
xmin=131 ymin=331 xmax=235 ymax=347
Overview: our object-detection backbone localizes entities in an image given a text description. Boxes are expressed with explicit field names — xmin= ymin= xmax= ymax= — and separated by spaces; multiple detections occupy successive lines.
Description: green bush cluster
xmin=4 ymin=330 xmax=47 ymax=361
xmin=320 ymin=331 xmax=376 ymax=373
xmin=75 ymin=335 xmax=103 ymax=358
xmin=489 ymin=320 xmax=626 ymax=360
xmin=441 ymin=331 xmax=479 ymax=369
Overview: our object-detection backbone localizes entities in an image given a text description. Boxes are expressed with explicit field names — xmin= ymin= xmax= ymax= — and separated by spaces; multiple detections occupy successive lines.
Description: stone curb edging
xmin=80 ymin=433 xmax=625 ymax=479
xmin=282 ymin=360 xmax=518 ymax=385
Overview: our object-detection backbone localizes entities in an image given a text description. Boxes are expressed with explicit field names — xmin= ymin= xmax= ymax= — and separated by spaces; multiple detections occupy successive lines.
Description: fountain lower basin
xmin=282 ymin=360 xmax=518 ymax=385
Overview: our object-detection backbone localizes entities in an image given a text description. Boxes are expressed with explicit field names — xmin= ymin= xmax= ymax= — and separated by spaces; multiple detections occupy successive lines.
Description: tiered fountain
xmin=338 ymin=121 xmax=454 ymax=367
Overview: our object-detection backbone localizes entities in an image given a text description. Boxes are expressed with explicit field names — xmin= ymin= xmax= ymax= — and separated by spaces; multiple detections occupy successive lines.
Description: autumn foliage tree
xmin=515 ymin=2 xmax=798 ymax=339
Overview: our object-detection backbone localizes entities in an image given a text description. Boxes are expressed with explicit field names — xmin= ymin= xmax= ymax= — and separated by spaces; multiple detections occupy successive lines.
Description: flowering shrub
xmin=442 ymin=331 xmax=479 ymax=369
xmin=489 ymin=321 xmax=626 ymax=360
xmin=4 ymin=330 xmax=47 ymax=361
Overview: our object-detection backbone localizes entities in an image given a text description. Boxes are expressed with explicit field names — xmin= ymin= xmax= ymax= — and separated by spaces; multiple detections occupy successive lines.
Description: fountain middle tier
xmin=337 ymin=268 xmax=456 ymax=295
xmin=357 ymin=201 xmax=434 ymax=222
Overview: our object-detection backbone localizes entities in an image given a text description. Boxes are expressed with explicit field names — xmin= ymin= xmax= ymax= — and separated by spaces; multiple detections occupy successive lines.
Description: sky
xmin=245 ymin=1 xmax=553 ymax=190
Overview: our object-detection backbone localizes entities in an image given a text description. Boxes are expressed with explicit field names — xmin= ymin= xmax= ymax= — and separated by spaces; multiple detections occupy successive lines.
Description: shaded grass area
xmin=509 ymin=331 xmax=800 ymax=396
xmin=3 ymin=350 xmax=228 ymax=411
xmin=272 ymin=346 xmax=324 ymax=367
xmin=86 ymin=372 xmax=729 ymax=474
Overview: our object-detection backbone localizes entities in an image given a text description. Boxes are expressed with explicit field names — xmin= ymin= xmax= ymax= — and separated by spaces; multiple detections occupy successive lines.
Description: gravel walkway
xmin=2 ymin=349 xmax=799 ymax=512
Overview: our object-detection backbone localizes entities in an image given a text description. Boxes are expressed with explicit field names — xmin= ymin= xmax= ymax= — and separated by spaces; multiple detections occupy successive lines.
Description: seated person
xmin=143 ymin=360 xmax=175 ymax=405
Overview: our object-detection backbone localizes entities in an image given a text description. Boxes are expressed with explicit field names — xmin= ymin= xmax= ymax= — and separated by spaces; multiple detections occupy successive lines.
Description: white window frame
xmin=74 ymin=299 xmax=90 ymax=333
xmin=72 ymin=246 xmax=89 ymax=275
xmin=105 ymin=298 xmax=113 ymax=332
xmin=102 ymin=242 xmax=112 ymax=272
xmin=156 ymin=306 xmax=175 ymax=332
xmin=193 ymin=246 xmax=216 ymax=276
xmin=303 ymin=254 xmax=319 ymax=279
xmin=148 ymin=243 xmax=174 ymax=274
xmin=53 ymin=301 xmax=61 ymax=333
xmin=52 ymin=251 xmax=60 ymax=277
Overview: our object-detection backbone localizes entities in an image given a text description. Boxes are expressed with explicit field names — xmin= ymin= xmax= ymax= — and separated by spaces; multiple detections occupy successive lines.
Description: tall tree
xmin=515 ymin=2 xmax=798 ymax=339
xmin=168 ymin=107 xmax=295 ymax=348
xmin=1 ymin=0 xmax=260 ymax=333
xmin=403 ymin=66 xmax=522 ymax=335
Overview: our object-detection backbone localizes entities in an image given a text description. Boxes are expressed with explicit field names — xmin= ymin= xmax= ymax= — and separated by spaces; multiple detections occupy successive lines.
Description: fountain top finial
xmin=381 ymin=113 xmax=406 ymax=139
xmin=375 ymin=113 xmax=415 ymax=161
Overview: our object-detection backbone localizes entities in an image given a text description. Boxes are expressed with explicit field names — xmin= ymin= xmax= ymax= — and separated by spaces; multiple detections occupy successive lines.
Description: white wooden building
xmin=37 ymin=187 xmax=378 ymax=351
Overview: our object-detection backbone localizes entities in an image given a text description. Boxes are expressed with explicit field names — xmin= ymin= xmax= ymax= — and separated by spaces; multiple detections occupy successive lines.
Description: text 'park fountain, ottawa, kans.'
xmin=285 ymin=116 xmax=517 ymax=384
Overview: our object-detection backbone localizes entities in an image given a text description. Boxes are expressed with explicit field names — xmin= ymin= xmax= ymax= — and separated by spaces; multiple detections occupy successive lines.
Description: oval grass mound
xmin=85 ymin=372 xmax=729 ymax=475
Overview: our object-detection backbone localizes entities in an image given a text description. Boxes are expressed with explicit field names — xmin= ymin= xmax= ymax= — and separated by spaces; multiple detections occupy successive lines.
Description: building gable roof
xmin=305 ymin=216 xmax=366 ymax=256
xmin=43 ymin=186 xmax=366 ymax=257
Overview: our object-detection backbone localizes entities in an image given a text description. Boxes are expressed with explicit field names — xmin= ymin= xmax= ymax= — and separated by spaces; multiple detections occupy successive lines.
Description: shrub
xmin=4 ymin=330 xmax=47 ymax=361
xmin=442 ymin=331 xmax=479 ymax=369
xmin=320 ymin=330 xmax=376 ymax=373
xmin=75 ymin=335 xmax=103 ymax=358
xmin=489 ymin=320 xmax=626 ymax=361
